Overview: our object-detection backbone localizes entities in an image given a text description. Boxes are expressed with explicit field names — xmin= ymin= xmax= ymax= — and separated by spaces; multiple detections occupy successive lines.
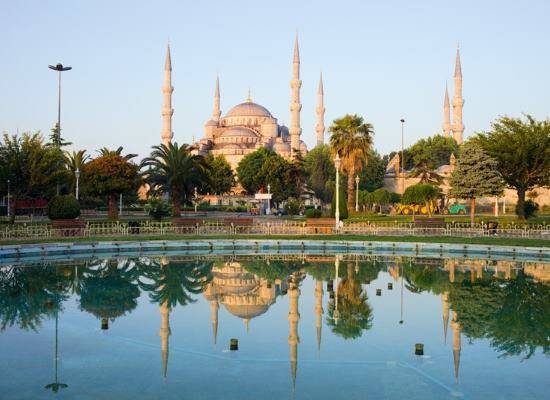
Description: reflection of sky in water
xmin=0 ymin=255 xmax=548 ymax=400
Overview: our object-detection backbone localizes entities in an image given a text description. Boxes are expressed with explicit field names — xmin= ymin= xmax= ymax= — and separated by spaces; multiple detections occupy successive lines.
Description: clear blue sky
xmin=1 ymin=0 xmax=549 ymax=159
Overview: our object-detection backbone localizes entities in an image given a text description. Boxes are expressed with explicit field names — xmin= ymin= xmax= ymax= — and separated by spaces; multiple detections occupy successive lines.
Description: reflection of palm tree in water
xmin=327 ymin=260 xmax=373 ymax=339
xmin=79 ymin=258 xmax=140 ymax=330
xmin=138 ymin=257 xmax=213 ymax=380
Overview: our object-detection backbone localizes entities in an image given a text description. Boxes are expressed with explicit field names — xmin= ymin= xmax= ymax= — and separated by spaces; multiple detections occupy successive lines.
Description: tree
xmin=405 ymin=135 xmax=459 ymax=170
xmin=49 ymin=123 xmax=72 ymax=148
xmin=98 ymin=146 xmax=137 ymax=161
xmin=408 ymin=161 xmax=444 ymax=185
xmin=372 ymin=188 xmax=391 ymax=214
xmin=64 ymin=150 xmax=90 ymax=195
xmin=449 ymin=141 xmax=504 ymax=225
xmin=236 ymin=148 xmax=276 ymax=194
xmin=0 ymin=132 xmax=67 ymax=223
xmin=474 ymin=115 xmax=550 ymax=220
xmin=402 ymin=184 xmax=440 ymax=218
xmin=326 ymin=262 xmax=373 ymax=339
xmin=84 ymin=150 xmax=141 ymax=219
xmin=204 ymin=154 xmax=234 ymax=195
xmin=237 ymin=148 xmax=300 ymax=205
xmin=358 ymin=149 xmax=386 ymax=192
xmin=329 ymin=114 xmax=374 ymax=212
xmin=304 ymin=145 xmax=335 ymax=203
xmin=142 ymin=142 xmax=208 ymax=218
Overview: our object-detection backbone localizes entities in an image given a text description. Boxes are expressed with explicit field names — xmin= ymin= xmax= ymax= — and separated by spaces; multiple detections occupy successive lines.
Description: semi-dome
xmin=220 ymin=127 xmax=259 ymax=138
xmin=225 ymin=101 xmax=272 ymax=118
xmin=223 ymin=303 xmax=270 ymax=319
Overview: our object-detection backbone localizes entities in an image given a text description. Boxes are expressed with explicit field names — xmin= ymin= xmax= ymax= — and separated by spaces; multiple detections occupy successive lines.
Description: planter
xmin=51 ymin=219 xmax=86 ymax=237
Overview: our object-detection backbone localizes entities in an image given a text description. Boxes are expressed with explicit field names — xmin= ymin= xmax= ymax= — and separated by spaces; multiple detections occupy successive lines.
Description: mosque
xmin=160 ymin=35 xmax=326 ymax=170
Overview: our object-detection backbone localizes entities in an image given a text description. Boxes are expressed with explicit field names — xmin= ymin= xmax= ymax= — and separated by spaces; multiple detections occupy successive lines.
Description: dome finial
xmin=246 ymin=88 xmax=252 ymax=103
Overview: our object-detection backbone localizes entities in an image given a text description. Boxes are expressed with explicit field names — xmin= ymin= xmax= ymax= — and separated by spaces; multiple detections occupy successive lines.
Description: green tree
xmin=83 ymin=150 xmax=141 ymax=219
xmin=304 ymin=145 xmax=335 ymax=203
xmin=372 ymin=188 xmax=391 ymax=214
xmin=449 ymin=141 xmax=504 ymax=225
xmin=358 ymin=149 xmax=386 ymax=192
xmin=204 ymin=154 xmax=235 ymax=195
xmin=404 ymin=135 xmax=459 ymax=170
xmin=98 ymin=146 xmax=137 ymax=161
xmin=402 ymin=184 xmax=439 ymax=218
xmin=236 ymin=147 xmax=274 ymax=193
xmin=142 ymin=142 xmax=208 ymax=218
xmin=329 ymin=114 xmax=374 ymax=212
xmin=49 ymin=123 xmax=72 ymax=148
xmin=0 ymin=132 xmax=68 ymax=223
xmin=474 ymin=115 xmax=550 ymax=220
xmin=326 ymin=262 xmax=373 ymax=339
xmin=237 ymin=148 xmax=300 ymax=205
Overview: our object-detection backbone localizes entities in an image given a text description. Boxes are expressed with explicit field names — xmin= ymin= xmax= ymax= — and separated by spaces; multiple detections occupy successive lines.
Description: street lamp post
xmin=6 ymin=179 xmax=10 ymax=219
xmin=194 ymin=187 xmax=198 ymax=213
xmin=48 ymin=63 xmax=72 ymax=146
xmin=334 ymin=155 xmax=341 ymax=231
xmin=267 ymin=184 xmax=271 ymax=215
xmin=355 ymin=175 xmax=360 ymax=212
xmin=400 ymin=119 xmax=405 ymax=194
xmin=75 ymin=168 xmax=80 ymax=200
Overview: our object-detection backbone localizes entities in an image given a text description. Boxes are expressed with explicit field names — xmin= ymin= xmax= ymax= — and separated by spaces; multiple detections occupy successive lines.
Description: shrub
xmin=47 ymin=195 xmax=81 ymax=220
xmin=389 ymin=192 xmax=402 ymax=204
xmin=517 ymin=200 xmax=539 ymax=219
xmin=144 ymin=197 xmax=172 ymax=221
xmin=305 ymin=208 xmax=322 ymax=218
xmin=284 ymin=199 xmax=302 ymax=216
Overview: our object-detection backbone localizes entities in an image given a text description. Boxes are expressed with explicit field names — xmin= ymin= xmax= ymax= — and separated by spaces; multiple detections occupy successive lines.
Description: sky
xmin=1 ymin=0 xmax=549 ymax=160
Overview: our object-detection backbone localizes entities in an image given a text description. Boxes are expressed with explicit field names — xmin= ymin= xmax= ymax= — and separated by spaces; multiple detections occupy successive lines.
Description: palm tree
xmin=139 ymin=258 xmax=213 ymax=308
xmin=98 ymin=146 xmax=137 ymax=161
xmin=329 ymin=115 xmax=374 ymax=212
xmin=63 ymin=150 xmax=90 ymax=194
xmin=141 ymin=142 xmax=208 ymax=217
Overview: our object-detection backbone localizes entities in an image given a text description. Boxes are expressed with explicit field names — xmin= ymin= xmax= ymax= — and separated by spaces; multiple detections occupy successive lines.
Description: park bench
xmin=172 ymin=218 xmax=203 ymax=234
xmin=224 ymin=218 xmax=254 ymax=226
xmin=306 ymin=218 xmax=335 ymax=234
xmin=414 ymin=218 xmax=446 ymax=234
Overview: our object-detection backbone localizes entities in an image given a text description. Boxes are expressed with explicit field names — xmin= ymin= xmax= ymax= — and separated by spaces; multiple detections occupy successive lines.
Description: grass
xmin=1 ymin=234 xmax=548 ymax=248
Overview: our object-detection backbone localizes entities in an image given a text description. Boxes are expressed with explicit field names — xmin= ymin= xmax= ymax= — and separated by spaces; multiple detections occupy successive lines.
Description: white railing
xmin=0 ymin=220 xmax=548 ymax=242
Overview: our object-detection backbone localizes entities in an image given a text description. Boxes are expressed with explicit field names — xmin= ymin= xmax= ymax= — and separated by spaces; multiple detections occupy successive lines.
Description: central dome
xmin=225 ymin=101 xmax=272 ymax=118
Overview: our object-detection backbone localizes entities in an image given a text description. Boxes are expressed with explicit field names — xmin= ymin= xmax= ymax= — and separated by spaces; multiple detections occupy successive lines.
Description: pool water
xmin=0 ymin=253 xmax=548 ymax=399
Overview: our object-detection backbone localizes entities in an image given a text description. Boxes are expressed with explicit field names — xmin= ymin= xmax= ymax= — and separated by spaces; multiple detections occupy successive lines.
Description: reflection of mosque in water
xmin=155 ymin=255 xmax=549 ymax=388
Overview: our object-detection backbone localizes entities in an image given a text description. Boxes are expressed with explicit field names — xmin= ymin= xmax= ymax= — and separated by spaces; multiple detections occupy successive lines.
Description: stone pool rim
xmin=0 ymin=239 xmax=547 ymax=264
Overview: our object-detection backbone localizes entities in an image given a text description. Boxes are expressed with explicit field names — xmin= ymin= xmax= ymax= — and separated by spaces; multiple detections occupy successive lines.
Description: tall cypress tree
xmin=449 ymin=141 xmax=504 ymax=226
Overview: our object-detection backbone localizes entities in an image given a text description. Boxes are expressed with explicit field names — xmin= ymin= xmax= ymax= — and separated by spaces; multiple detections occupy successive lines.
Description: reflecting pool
xmin=0 ymin=253 xmax=548 ymax=399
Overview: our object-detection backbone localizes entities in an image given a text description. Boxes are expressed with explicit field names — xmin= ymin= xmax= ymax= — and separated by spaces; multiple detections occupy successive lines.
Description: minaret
xmin=289 ymin=34 xmax=302 ymax=157
xmin=210 ymin=297 xmax=219 ymax=345
xmin=451 ymin=45 xmax=464 ymax=144
xmin=451 ymin=310 xmax=461 ymax=384
xmin=161 ymin=44 xmax=174 ymax=146
xmin=212 ymin=75 xmax=221 ymax=122
xmin=442 ymin=292 xmax=450 ymax=344
xmin=159 ymin=302 xmax=171 ymax=380
xmin=443 ymin=83 xmax=451 ymax=138
xmin=315 ymin=72 xmax=325 ymax=147
xmin=288 ymin=274 xmax=301 ymax=393
xmin=314 ymin=280 xmax=324 ymax=356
